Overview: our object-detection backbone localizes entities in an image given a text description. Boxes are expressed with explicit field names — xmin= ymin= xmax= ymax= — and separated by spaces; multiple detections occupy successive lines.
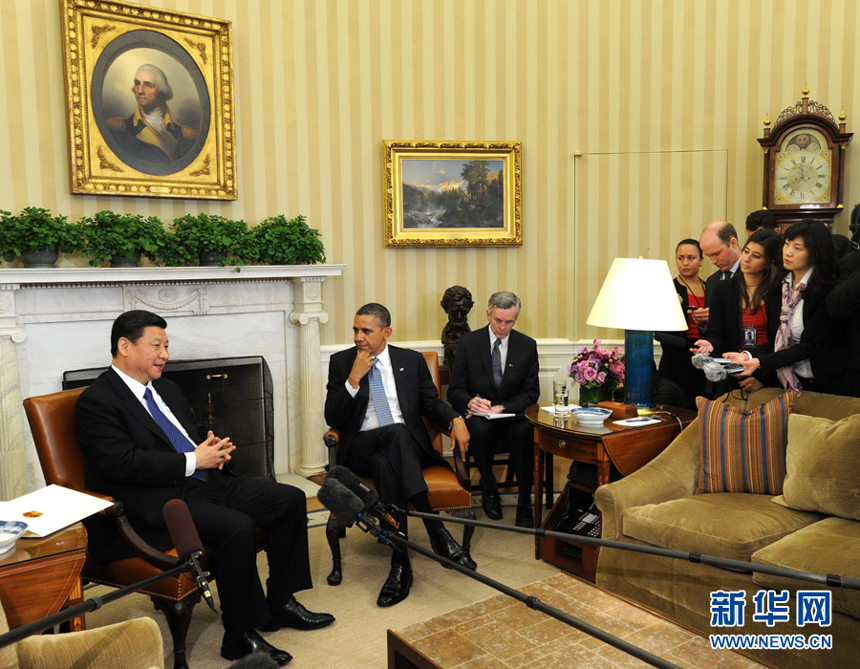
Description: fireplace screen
xmin=63 ymin=356 xmax=275 ymax=480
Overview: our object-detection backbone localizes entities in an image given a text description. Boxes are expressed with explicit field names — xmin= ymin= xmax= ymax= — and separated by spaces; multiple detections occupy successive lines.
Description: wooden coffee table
xmin=0 ymin=522 xmax=88 ymax=631
xmin=525 ymin=405 xmax=696 ymax=581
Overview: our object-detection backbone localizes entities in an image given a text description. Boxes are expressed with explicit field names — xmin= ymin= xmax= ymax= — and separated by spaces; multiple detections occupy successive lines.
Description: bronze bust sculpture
xmin=440 ymin=285 xmax=474 ymax=370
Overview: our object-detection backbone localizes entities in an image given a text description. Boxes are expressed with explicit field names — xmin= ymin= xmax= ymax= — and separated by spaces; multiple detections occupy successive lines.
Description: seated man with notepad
xmin=448 ymin=291 xmax=540 ymax=527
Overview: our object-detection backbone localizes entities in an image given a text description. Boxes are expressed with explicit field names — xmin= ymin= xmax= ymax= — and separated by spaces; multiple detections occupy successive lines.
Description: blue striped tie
xmin=369 ymin=358 xmax=394 ymax=427
xmin=143 ymin=388 xmax=208 ymax=482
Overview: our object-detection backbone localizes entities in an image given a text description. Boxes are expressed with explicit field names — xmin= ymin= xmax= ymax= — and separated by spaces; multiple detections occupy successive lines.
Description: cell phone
xmin=723 ymin=364 xmax=745 ymax=374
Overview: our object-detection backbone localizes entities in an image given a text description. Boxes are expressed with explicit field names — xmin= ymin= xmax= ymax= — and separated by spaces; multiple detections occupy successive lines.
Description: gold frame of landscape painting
xmin=384 ymin=141 xmax=522 ymax=247
xmin=61 ymin=0 xmax=236 ymax=200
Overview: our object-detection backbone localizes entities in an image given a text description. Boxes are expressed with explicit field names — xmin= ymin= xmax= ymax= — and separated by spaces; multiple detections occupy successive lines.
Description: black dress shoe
xmin=221 ymin=629 xmax=292 ymax=666
xmin=377 ymin=561 xmax=413 ymax=607
xmin=430 ymin=527 xmax=478 ymax=570
xmin=515 ymin=502 xmax=534 ymax=528
xmin=262 ymin=595 xmax=335 ymax=631
xmin=481 ymin=490 xmax=503 ymax=520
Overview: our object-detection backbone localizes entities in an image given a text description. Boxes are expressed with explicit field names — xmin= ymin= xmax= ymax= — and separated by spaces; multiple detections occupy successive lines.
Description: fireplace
xmin=63 ymin=356 xmax=275 ymax=480
xmin=0 ymin=264 xmax=344 ymax=500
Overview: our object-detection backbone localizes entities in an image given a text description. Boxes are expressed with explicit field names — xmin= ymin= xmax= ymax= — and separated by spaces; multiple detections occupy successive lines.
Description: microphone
xmin=326 ymin=465 xmax=401 ymax=529
xmin=317 ymin=477 xmax=368 ymax=528
xmin=228 ymin=652 xmax=280 ymax=669
xmin=163 ymin=499 xmax=217 ymax=612
xmin=691 ymin=353 xmax=728 ymax=382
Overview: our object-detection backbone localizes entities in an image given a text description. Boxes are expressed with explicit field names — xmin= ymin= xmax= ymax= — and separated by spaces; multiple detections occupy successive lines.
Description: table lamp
xmin=586 ymin=257 xmax=687 ymax=409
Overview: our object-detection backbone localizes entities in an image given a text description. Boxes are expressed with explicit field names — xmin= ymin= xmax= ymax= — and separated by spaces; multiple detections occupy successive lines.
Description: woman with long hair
xmin=692 ymin=229 xmax=784 ymax=392
xmin=653 ymin=239 xmax=707 ymax=409
xmin=724 ymin=219 xmax=843 ymax=394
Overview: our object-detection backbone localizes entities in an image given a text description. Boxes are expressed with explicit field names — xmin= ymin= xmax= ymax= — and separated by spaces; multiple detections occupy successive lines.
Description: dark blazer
xmin=755 ymin=286 xmax=844 ymax=393
xmin=653 ymin=278 xmax=705 ymax=406
xmin=706 ymin=276 xmax=782 ymax=355
xmin=75 ymin=369 xmax=218 ymax=561
xmin=828 ymin=249 xmax=860 ymax=373
xmin=704 ymin=276 xmax=782 ymax=388
xmin=324 ymin=344 xmax=458 ymax=465
xmin=447 ymin=326 xmax=540 ymax=415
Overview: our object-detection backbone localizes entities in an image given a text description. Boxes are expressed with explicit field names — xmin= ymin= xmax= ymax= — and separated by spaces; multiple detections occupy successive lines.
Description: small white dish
xmin=0 ymin=520 xmax=28 ymax=555
xmin=572 ymin=407 xmax=612 ymax=426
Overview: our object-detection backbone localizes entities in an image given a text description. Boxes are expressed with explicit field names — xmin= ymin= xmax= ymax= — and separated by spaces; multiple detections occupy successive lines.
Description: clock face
xmin=773 ymin=127 xmax=833 ymax=205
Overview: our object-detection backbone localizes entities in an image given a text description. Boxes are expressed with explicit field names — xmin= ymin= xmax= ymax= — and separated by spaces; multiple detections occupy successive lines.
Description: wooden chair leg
xmin=447 ymin=508 xmax=477 ymax=560
xmin=152 ymin=591 xmax=201 ymax=669
xmin=326 ymin=516 xmax=346 ymax=586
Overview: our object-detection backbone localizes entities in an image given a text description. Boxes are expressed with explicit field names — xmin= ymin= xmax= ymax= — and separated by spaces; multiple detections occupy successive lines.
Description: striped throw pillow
xmin=696 ymin=391 xmax=797 ymax=495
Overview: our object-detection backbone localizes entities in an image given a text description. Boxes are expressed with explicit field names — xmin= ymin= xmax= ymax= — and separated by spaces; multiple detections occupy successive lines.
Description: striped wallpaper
xmin=1 ymin=0 xmax=859 ymax=347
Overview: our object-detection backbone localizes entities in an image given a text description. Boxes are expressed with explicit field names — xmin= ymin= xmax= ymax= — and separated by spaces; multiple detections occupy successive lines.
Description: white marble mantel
xmin=0 ymin=264 xmax=345 ymax=500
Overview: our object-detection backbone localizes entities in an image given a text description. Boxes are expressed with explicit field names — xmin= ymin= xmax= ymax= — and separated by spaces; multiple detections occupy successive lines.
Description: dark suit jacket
xmin=75 ymin=369 xmax=217 ymax=562
xmin=324 ymin=345 xmax=458 ymax=466
xmin=755 ymin=287 xmax=845 ymax=393
xmin=828 ymin=249 xmax=860 ymax=373
xmin=447 ymin=326 xmax=540 ymax=415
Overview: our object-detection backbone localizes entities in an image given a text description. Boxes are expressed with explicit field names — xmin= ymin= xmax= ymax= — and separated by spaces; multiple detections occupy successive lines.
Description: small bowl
xmin=0 ymin=521 xmax=28 ymax=556
xmin=572 ymin=407 xmax=612 ymax=426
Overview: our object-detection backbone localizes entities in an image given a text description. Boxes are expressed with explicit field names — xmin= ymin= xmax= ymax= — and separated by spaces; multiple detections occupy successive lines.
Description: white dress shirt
xmin=344 ymin=346 xmax=405 ymax=432
xmin=112 ymin=365 xmax=198 ymax=476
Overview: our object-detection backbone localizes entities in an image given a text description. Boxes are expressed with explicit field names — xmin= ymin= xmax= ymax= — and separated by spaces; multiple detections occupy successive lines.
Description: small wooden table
xmin=0 ymin=522 xmax=88 ymax=631
xmin=525 ymin=405 xmax=696 ymax=582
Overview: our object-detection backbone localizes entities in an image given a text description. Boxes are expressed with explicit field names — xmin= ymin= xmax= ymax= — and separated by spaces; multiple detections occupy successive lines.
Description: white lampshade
xmin=586 ymin=258 xmax=687 ymax=332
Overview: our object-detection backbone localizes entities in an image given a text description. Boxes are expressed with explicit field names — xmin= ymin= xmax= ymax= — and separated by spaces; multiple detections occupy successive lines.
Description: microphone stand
xmin=402 ymin=509 xmax=860 ymax=592
xmin=358 ymin=521 xmax=681 ymax=669
xmin=0 ymin=560 xmax=194 ymax=649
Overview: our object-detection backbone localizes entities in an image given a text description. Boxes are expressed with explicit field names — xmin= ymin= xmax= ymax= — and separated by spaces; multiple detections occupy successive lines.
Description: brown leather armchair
xmin=23 ymin=387 xmax=263 ymax=669
xmin=323 ymin=351 xmax=476 ymax=585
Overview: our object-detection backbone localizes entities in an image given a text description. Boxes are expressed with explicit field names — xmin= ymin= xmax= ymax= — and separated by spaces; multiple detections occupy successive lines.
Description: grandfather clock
xmin=758 ymin=88 xmax=852 ymax=226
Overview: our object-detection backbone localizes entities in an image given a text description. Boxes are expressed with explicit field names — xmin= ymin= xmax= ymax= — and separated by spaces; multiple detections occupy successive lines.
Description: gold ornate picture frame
xmin=384 ymin=141 xmax=522 ymax=247
xmin=61 ymin=0 xmax=236 ymax=200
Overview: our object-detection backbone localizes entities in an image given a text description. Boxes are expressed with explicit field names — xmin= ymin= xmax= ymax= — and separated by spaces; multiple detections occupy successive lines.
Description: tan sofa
xmin=595 ymin=388 xmax=860 ymax=669
xmin=0 ymin=594 xmax=164 ymax=669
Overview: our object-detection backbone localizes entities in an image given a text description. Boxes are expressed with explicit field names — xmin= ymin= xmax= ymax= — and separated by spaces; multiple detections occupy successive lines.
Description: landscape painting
xmin=384 ymin=141 xmax=522 ymax=248
xmin=401 ymin=159 xmax=504 ymax=229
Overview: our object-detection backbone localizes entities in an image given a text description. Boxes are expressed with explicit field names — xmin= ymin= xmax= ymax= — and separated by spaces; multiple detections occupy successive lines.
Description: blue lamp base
xmin=623 ymin=329 xmax=655 ymax=408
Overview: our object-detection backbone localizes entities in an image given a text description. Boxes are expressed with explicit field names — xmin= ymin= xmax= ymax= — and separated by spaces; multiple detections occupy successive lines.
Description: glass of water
xmin=553 ymin=380 xmax=570 ymax=416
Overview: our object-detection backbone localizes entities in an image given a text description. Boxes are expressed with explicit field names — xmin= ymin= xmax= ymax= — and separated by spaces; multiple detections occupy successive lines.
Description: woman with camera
xmin=691 ymin=228 xmax=784 ymax=392
xmin=721 ymin=220 xmax=843 ymax=394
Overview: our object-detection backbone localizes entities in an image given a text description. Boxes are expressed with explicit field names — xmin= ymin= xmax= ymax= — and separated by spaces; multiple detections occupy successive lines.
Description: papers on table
xmin=539 ymin=404 xmax=581 ymax=414
xmin=471 ymin=412 xmax=517 ymax=420
xmin=0 ymin=484 xmax=112 ymax=537
xmin=613 ymin=417 xmax=661 ymax=427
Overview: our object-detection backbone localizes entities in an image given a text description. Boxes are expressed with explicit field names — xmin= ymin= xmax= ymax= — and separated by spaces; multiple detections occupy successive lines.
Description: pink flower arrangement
xmin=568 ymin=339 xmax=624 ymax=393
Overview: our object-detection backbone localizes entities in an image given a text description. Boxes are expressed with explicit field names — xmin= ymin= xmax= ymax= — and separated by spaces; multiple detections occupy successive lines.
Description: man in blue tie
xmin=76 ymin=310 xmax=333 ymax=667
xmin=447 ymin=291 xmax=540 ymax=528
xmin=325 ymin=303 xmax=475 ymax=608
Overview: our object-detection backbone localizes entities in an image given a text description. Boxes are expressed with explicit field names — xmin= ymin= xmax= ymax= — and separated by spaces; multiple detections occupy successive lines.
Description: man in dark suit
xmin=447 ymin=291 xmax=540 ymax=528
xmin=696 ymin=221 xmax=743 ymax=337
xmin=324 ymin=303 xmax=476 ymax=608
xmin=76 ymin=310 xmax=334 ymax=667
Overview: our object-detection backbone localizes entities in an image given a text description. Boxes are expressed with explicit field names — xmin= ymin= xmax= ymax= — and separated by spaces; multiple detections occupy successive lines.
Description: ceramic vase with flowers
xmin=569 ymin=339 xmax=625 ymax=406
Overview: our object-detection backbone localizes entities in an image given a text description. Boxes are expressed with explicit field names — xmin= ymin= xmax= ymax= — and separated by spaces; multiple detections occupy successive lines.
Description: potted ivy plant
xmin=80 ymin=210 xmax=168 ymax=267
xmin=165 ymin=213 xmax=253 ymax=267
xmin=252 ymin=214 xmax=326 ymax=265
xmin=0 ymin=207 xmax=83 ymax=268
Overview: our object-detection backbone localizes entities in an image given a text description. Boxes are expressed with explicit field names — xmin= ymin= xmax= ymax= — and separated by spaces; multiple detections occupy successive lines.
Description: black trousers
xmin=464 ymin=416 xmax=534 ymax=498
xmin=185 ymin=475 xmax=312 ymax=633
xmin=340 ymin=424 xmax=441 ymax=536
